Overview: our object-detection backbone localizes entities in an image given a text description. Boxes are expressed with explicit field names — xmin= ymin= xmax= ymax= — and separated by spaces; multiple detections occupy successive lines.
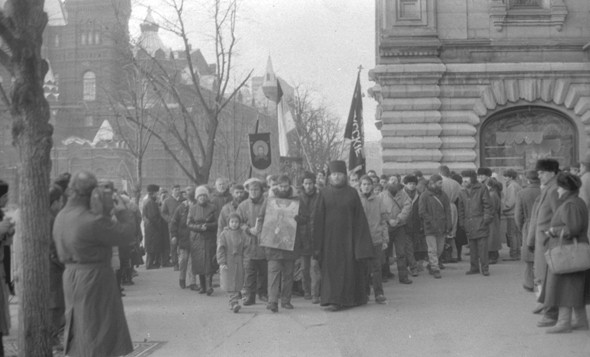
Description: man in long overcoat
xmin=53 ymin=171 xmax=135 ymax=357
xmin=143 ymin=184 xmax=165 ymax=269
xmin=526 ymin=159 xmax=560 ymax=325
xmin=515 ymin=170 xmax=541 ymax=292
xmin=313 ymin=161 xmax=374 ymax=311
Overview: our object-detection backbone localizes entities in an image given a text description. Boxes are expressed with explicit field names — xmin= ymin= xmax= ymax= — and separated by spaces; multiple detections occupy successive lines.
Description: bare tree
xmin=0 ymin=1 xmax=52 ymax=355
xmin=128 ymin=0 xmax=252 ymax=185
xmin=107 ymin=63 xmax=158 ymax=205
xmin=289 ymin=86 xmax=345 ymax=173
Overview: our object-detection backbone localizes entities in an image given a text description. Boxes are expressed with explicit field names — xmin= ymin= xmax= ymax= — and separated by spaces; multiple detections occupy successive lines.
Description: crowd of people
xmin=0 ymin=155 xmax=589 ymax=356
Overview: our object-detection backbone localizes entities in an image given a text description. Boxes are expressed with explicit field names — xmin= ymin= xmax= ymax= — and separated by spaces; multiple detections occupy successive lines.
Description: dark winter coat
xmin=458 ymin=182 xmax=493 ymax=240
xmin=539 ymin=193 xmax=590 ymax=307
xmin=298 ymin=188 xmax=321 ymax=256
xmin=527 ymin=176 xmax=559 ymax=283
xmin=187 ymin=201 xmax=218 ymax=275
xmin=313 ymin=183 xmax=374 ymax=307
xmin=515 ymin=183 xmax=541 ymax=262
xmin=487 ymin=190 xmax=502 ymax=251
xmin=142 ymin=197 xmax=165 ymax=254
xmin=170 ymin=201 xmax=191 ymax=250
xmin=52 ymin=197 xmax=135 ymax=357
xmin=419 ymin=188 xmax=452 ymax=237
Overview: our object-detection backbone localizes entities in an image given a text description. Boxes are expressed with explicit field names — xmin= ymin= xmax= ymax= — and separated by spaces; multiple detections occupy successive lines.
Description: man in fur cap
xmin=527 ymin=158 xmax=560 ymax=325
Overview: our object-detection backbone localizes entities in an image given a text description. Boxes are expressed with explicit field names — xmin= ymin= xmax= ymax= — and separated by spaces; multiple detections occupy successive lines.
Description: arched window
xmin=82 ymin=71 xmax=96 ymax=101
xmin=480 ymin=107 xmax=577 ymax=171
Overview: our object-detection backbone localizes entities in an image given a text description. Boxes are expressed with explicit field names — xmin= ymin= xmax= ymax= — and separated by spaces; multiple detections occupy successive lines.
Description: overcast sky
xmin=131 ymin=0 xmax=381 ymax=141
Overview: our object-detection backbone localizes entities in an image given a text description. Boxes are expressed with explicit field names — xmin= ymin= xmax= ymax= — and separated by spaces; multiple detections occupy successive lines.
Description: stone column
xmin=369 ymin=63 xmax=445 ymax=175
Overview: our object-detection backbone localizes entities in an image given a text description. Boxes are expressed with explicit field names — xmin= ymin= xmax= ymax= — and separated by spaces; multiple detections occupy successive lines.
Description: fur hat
xmin=0 ymin=180 xmax=8 ymax=198
xmin=244 ymin=177 xmax=262 ymax=190
xmin=534 ymin=159 xmax=559 ymax=173
xmin=477 ymin=167 xmax=492 ymax=177
xmin=502 ymin=169 xmax=518 ymax=179
xmin=328 ymin=160 xmax=347 ymax=175
xmin=194 ymin=185 xmax=210 ymax=199
xmin=146 ymin=184 xmax=160 ymax=193
xmin=556 ymin=172 xmax=582 ymax=192
xmin=403 ymin=174 xmax=418 ymax=184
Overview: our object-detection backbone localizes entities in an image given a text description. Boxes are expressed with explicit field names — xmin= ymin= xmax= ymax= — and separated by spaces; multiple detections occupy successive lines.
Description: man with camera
xmin=53 ymin=171 xmax=136 ymax=357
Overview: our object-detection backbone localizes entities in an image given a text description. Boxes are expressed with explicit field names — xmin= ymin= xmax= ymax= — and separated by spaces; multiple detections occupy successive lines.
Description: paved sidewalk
xmin=120 ymin=249 xmax=590 ymax=357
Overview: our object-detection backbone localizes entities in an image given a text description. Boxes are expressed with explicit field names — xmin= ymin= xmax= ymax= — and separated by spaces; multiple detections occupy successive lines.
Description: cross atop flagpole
xmin=344 ymin=66 xmax=366 ymax=175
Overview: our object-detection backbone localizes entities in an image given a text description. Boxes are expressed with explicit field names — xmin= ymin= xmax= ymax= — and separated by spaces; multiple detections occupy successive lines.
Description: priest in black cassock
xmin=313 ymin=160 xmax=374 ymax=311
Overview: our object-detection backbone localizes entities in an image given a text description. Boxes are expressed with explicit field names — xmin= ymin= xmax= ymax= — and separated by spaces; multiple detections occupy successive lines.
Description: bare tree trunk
xmin=0 ymin=1 xmax=53 ymax=355
xmin=135 ymin=158 xmax=143 ymax=206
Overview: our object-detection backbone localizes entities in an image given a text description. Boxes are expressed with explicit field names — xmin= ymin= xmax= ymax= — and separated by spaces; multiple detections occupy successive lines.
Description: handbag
xmin=544 ymin=230 xmax=590 ymax=274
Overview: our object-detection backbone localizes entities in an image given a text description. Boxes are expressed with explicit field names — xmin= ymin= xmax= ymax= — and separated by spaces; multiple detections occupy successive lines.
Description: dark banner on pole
xmin=344 ymin=72 xmax=366 ymax=175
xmin=249 ymin=133 xmax=272 ymax=171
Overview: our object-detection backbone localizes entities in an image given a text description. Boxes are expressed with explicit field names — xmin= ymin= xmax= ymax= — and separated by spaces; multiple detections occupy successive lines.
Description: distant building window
xmin=95 ymin=32 xmax=101 ymax=44
xmin=509 ymin=0 xmax=542 ymax=8
xmin=82 ymin=71 xmax=96 ymax=101
xmin=54 ymin=34 xmax=60 ymax=47
xmin=81 ymin=33 xmax=87 ymax=46
xmin=84 ymin=115 xmax=93 ymax=127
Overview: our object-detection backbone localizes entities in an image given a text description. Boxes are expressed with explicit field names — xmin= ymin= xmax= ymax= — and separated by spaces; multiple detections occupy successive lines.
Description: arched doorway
xmin=480 ymin=106 xmax=577 ymax=171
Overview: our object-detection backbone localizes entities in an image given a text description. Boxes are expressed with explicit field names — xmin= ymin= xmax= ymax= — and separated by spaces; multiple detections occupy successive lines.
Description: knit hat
xmin=147 ymin=184 xmax=160 ymax=193
xmin=534 ymin=159 xmax=559 ymax=173
xmin=502 ymin=169 xmax=518 ymax=179
xmin=556 ymin=172 xmax=582 ymax=191
xmin=477 ymin=167 xmax=492 ymax=177
xmin=194 ymin=185 xmax=210 ymax=199
xmin=328 ymin=160 xmax=347 ymax=175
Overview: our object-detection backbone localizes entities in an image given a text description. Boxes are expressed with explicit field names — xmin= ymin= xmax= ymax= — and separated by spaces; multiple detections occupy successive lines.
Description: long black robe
xmin=313 ymin=184 xmax=374 ymax=307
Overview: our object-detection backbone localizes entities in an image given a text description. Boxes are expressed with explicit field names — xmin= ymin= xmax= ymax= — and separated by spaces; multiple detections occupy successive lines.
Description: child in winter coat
xmin=217 ymin=213 xmax=248 ymax=313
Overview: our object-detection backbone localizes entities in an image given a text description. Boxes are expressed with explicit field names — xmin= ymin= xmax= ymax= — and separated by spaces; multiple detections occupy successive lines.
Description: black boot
xmin=206 ymin=275 xmax=214 ymax=296
xmin=199 ymin=275 xmax=207 ymax=294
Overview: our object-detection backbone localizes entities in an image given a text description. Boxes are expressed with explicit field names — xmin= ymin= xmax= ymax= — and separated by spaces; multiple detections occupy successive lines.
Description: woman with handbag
xmin=538 ymin=172 xmax=590 ymax=333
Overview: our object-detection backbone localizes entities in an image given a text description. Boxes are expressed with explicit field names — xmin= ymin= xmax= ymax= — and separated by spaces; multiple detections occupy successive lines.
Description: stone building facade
xmin=370 ymin=0 xmax=590 ymax=175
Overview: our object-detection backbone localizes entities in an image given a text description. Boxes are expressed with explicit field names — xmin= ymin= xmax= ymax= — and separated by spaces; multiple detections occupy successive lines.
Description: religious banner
xmin=344 ymin=72 xmax=366 ymax=175
xmin=249 ymin=132 xmax=272 ymax=171
xmin=259 ymin=197 xmax=299 ymax=251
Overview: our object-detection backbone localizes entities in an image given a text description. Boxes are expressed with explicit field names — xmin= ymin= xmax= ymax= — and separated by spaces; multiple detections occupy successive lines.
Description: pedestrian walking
xmin=217 ymin=213 xmax=248 ymax=313
xmin=537 ymin=172 xmax=590 ymax=333
xmin=418 ymin=174 xmax=452 ymax=279
xmin=358 ymin=175 xmax=388 ymax=304
xmin=187 ymin=185 xmax=218 ymax=295
xmin=170 ymin=186 xmax=197 ymax=290
xmin=458 ymin=170 xmax=493 ymax=276
xmin=313 ymin=161 xmax=374 ymax=311
xmin=515 ymin=170 xmax=541 ymax=292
